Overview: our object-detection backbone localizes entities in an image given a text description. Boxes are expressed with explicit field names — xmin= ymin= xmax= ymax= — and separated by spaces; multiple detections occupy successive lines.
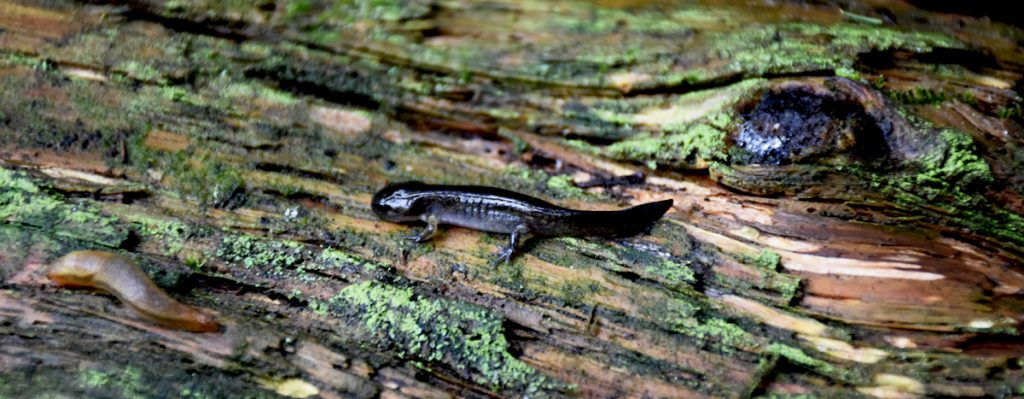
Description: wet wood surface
xmin=0 ymin=0 xmax=1022 ymax=398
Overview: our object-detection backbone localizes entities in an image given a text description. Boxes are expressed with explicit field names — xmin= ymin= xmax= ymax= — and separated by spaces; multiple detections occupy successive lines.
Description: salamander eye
xmin=371 ymin=182 xmax=426 ymax=221
xmin=382 ymin=195 xmax=416 ymax=214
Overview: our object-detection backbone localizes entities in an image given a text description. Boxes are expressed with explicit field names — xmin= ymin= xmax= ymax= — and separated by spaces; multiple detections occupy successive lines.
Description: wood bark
xmin=0 ymin=0 xmax=1022 ymax=398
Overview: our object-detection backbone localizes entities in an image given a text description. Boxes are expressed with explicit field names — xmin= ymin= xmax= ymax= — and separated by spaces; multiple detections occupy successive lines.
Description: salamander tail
xmin=569 ymin=199 xmax=673 ymax=237
xmin=615 ymin=199 xmax=674 ymax=235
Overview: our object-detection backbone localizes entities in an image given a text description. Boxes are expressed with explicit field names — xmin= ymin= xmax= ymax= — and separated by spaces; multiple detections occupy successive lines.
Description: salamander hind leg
xmin=404 ymin=214 xmax=440 ymax=243
xmin=490 ymin=224 xmax=530 ymax=267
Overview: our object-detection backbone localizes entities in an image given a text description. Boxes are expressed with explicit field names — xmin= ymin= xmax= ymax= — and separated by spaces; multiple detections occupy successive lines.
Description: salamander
xmin=371 ymin=181 xmax=673 ymax=265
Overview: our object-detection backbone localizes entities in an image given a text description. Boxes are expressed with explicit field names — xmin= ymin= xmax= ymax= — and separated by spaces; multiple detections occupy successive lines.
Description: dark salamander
xmin=372 ymin=181 xmax=674 ymax=265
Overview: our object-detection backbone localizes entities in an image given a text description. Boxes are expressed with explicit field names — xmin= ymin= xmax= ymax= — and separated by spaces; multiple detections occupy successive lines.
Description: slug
xmin=47 ymin=250 xmax=221 ymax=333
xmin=372 ymin=181 xmax=673 ymax=265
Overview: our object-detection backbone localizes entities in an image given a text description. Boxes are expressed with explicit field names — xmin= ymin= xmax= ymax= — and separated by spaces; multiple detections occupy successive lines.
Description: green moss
xmin=0 ymin=63 xmax=143 ymax=164
xmin=709 ymin=23 xmax=962 ymax=79
xmin=713 ymin=268 xmax=802 ymax=304
xmin=487 ymin=257 xmax=541 ymax=300
xmin=169 ymin=155 xmax=248 ymax=209
xmin=185 ymin=255 xmax=205 ymax=271
xmin=545 ymin=174 xmax=584 ymax=198
xmin=308 ymin=299 xmax=329 ymax=315
xmin=996 ymin=104 xmax=1023 ymax=119
xmin=128 ymin=216 xmax=197 ymax=256
xmin=833 ymin=67 xmax=862 ymax=81
xmin=561 ymin=139 xmax=602 ymax=156
xmin=0 ymin=52 xmax=53 ymax=70
xmin=159 ymin=85 xmax=205 ymax=106
xmin=333 ymin=281 xmax=565 ymax=395
xmin=675 ymin=317 xmax=759 ymax=352
xmin=754 ymin=249 xmax=782 ymax=270
xmin=79 ymin=367 xmax=146 ymax=399
xmin=648 ymin=259 xmax=697 ymax=285
xmin=501 ymin=164 xmax=548 ymax=186
xmin=121 ymin=60 xmax=165 ymax=84
xmin=764 ymin=272 xmax=802 ymax=301
xmin=221 ymin=82 xmax=300 ymax=106
xmin=767 ymin=343 xmax=866 ymax=385
xmin=217 ymin=234 xmax=305 ymax=271
xmin=284 ymin=0 xmax=313 ymax=18
xmin=319 ymin=247 xmax=384 ymax=273
xmin=606 ymin=123 xmax=726 ymax=170
xmin=658 ymin=297 xmax=701 ymax=322
xmin=0 ymin=168 xmax=126 ymax=247
xmin=887 ymin=87 xmax=948 ymax=105
xmin=854 ymin=127 xmax=1024 ymax=248
xmin=141 ymin=0 xmax=964 ymax=93
xmin=499 ymin=164 xmax=587 ymax=201
xmin=911 ymin=129 xmax=992 ymax=195
xmin=3 ymin=364 xmax=273 ymax=399
xmin=216 ymin=233 xmax=380 ymax=278
xmin=956 ymin=208 xmax=1024 ymax=249
xmin=557 ymin=279 xmax=601 ymax=306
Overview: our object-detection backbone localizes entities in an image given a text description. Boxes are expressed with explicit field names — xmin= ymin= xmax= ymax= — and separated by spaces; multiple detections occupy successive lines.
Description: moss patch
xmin=708 ymin=22 xmax=962 ymax=79
xmin=557 ymin=279 xmax=601 ymax=306
xmin=545 ymin=174 xmax=585 ymax=199
xmin=904 ymin=129 xmax=992 ymax=201
xmin=874 ymin=128 xmax=1024 ymax=247
xmin=754 ymin=249 xmax=782 ymax=270
xmin=168 ymin=155 xmax=248 ymax=209
xmin=127 ymin=215 xmax=201 ymax=256
xmin=670 ymin=316 xmax=761 ymax=353
xmin=333 ymin=281 xmax=564 ymax=395
xmin=648 ymin=258 xmax=697 ymax=285
xmin=216 ymin=234 xmax=382 ymax=278
xmin=0 ymin=168 xmax=126 ymax=247
xmin=0 ymin=364 xmax=276 ymax=399
xmin=767 ymin=343 xmax=866 ymax=385
xmin=606 ymin=122 xmax=726 ymax=170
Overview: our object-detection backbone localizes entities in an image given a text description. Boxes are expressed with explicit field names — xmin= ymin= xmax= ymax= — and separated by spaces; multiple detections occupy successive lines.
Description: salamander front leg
xmin=490 ymin=224 xmax=529 ymax=267
xmin=404 ymin=214 xmax=439 ymax=243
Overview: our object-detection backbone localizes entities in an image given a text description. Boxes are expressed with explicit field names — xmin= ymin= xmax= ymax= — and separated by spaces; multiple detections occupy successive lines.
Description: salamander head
xmin=371 ymin=181 xmax=430 ymax=222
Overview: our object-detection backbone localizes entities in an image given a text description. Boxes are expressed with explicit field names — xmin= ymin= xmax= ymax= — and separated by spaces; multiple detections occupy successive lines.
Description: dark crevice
xmin=252 ymin=161 xmax=345 ymax=185
xmin=395 ymin=112 xmax=499 ymax=138
xmin=186 ymin=272 xmax=312 ymax=308
xmin=82 ymin=1 xmax=255 ymax=42
xmin=857 ymin=48 xmax=1001 ymax=72
xmin=914 ymin=48 xmax=1000 ymax=70
xmin=732 ymin=83 xmax=891 ymax=166
xmin=183 ymin=272 xmax=253 ymax=295
xmin=609 ymin=269 xmax=643 ymax=283
xmin=622 ymin=70 xmax=835 ymax=97
xmin=206 ymin=136 xmax=282 ymax=151
xmin=556 ymin=131 xmax=624 ymax=146
xmin=261 ymin=188 xmax=332 ymax=204
xmin=245 ymin=68 xmax=385 ymax=111
xmin=907 ymin=0 xmax=1024 ymax=27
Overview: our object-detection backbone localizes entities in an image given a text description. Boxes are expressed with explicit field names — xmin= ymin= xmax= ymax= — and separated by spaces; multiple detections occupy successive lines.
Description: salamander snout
xmin=372 ymin=181 xmax=429 ymax=222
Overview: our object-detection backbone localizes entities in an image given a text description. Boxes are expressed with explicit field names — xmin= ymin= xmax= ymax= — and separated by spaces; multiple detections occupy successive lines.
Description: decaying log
xmin=1 ymin=0 xmax=1023 ymax=398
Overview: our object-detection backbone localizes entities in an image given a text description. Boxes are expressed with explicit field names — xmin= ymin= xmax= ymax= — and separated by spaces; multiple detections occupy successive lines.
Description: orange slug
xmin=47 ymin=250 xmax=221 ymax=333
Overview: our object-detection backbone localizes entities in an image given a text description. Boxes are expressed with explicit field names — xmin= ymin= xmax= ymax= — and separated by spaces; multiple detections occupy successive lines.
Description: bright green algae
xmin=0 ymin=168 xmax=127 ymax=247
xmin=332 ymin=281 xmax=565 ymax=396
